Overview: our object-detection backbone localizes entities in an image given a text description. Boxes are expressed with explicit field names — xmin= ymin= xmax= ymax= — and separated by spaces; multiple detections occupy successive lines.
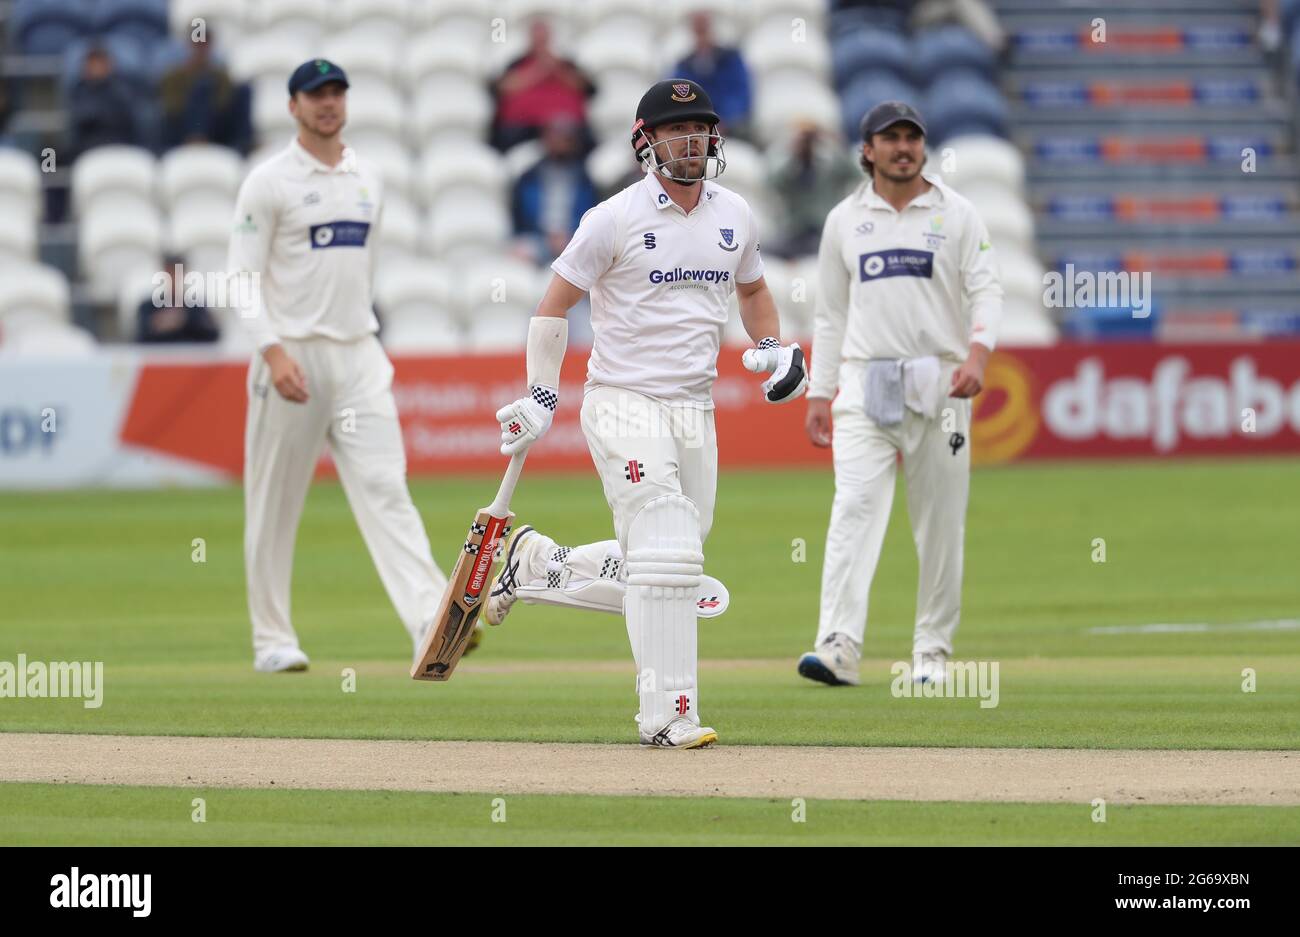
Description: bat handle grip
xmin=486 ymin=451 xmax=527 ymax=517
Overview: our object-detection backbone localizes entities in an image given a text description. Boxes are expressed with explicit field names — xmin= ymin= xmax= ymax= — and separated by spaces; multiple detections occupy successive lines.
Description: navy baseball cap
xmin=860 ymin=101 xmax=927 ymax=140
xmin=288 ymin=59 xmax=349 ymax=96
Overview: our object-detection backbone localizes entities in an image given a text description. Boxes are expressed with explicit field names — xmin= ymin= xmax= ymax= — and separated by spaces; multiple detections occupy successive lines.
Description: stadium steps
xmin=995 ymin=0 xmax=1300 ymax=338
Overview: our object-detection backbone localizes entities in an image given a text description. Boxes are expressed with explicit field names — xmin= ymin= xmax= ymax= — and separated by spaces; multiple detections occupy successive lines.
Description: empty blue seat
xmin=832 ymin=29 xmax=911 ymax=90
xmin=925 ymin=70 xmax=1009 ymax=142
xmin=95 ymin=0 xmax=169 ymax=46
xmin=12 ymin=0 xmax=92 ymax=56
xmin=911 ymin=25 xmax=996 ymax=86
xmin=841 ymin=70 xmax=921 ymax=141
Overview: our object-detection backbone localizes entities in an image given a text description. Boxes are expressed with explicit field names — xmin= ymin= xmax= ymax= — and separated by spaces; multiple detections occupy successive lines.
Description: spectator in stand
xmin=510 ymin=115 xmax=597 ymax=264
xmin=671 ymin=12 xmax=752 ymax=139
xmin=160 ymin=31 xmax=249 ymax=153
xmin=768 ymin=120 xmax=861 ymax=257
xmin=137 ymin=256 xmax=221 ymax=343
xmin=491 ymin=18 xmax=595 ymax=152
xmin=68 ymin=45 xmax=141 ymax=160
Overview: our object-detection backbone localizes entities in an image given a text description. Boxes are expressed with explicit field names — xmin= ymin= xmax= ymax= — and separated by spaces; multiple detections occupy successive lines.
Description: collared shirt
xmin=551 ymin=171 xmax=763 ymax=405
xmin=227 ymin=138 xmax=383 ymax=350
xmin=808 ymin=171 xmax=1003 ymax=400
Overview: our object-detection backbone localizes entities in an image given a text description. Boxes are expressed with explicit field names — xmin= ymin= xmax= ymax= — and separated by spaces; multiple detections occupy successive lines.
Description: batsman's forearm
xmin=738 ymin=287 xmax=781 ymax=344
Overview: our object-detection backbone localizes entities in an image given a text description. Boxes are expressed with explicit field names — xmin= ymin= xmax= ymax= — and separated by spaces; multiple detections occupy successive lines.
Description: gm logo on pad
xmin=859 ymin=248 xmax=934 ymax=282
xmin=310 ymin=221 xmax=370 ymax=249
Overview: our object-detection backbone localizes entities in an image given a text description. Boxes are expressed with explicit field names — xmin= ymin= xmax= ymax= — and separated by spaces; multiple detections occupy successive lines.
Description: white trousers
xmin=244 ymin=335 xmax=446 ymax=656
xmin=817 ymin=363 xmax=971 ymax=657
xmin=580 ymin=385 xmax=717 ymax=730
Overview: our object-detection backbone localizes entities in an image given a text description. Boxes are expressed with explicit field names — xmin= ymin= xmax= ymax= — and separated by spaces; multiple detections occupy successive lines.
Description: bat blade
xmin=410 ymin=509 xmax=512 ymax=682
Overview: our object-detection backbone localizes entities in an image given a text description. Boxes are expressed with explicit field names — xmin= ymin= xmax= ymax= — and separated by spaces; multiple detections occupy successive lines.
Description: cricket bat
xmin=411 ymin=452 xmax=527 ymax=681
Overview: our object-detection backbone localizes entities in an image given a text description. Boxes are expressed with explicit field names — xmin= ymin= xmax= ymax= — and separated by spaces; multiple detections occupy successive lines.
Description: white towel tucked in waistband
xmin=863 ymin=355 xmax=943 ymax=426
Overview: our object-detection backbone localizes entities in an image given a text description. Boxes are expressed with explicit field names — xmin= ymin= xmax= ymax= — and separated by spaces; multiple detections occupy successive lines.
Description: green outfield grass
xmin=3 ymin=782 xmax=1297 ymax=846
xmin=0 ymin=460 xmax=1297 ymax=747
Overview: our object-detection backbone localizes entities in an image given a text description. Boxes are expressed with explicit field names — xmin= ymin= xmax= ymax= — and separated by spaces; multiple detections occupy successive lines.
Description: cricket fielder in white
xmin=797 ymin=102 xmax=1002 ymax=687
xmin=229 ymin=59 xmax=447 ymax=672
xmin=486 ymin=79 xmax=807 ymax=747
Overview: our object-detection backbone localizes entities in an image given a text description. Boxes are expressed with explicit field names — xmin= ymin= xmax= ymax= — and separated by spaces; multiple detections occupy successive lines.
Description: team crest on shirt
xmin=717 ymin=228 xmax=738 ymax=252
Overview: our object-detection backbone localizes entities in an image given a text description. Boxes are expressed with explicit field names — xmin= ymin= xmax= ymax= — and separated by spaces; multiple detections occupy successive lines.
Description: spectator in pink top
xmin=491 ymin=18 xmax=595 ymax=151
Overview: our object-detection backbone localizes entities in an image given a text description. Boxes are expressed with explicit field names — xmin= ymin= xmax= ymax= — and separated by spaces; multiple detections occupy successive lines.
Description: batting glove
xmin=496 ymin=384 xmax=557 ymax=456
xmin=741 ymin=337 xmax=808 ymax=404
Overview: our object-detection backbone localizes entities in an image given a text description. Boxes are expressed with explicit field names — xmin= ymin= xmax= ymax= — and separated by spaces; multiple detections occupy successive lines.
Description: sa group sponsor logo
xmin=648 ymin=268 xmax=731 ymax=284
xmin=858 ymin=249 xmax=934 ymax=281
xmin=309 ymin=221 xmax=371 ymax=249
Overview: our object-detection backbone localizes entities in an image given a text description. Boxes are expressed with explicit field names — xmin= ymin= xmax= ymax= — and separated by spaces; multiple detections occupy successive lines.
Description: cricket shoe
xmin=797 ymin=632 xmax=860 ymax=686
xmin=484 ymin=525 xmax=536 ymax=626
xmin=254 ymin=646 xmax=310 ymax=673
xmin=912 ymin=651 xmax=949 ymax=685
xmin=640 ymin=717 xmax=718 ymax=749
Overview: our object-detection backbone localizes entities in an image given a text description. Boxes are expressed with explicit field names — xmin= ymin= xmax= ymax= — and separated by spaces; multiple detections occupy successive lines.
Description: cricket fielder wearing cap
xmin=796 ymin=101 xmax=1003 ymax=688
xmin=487 ymin=79 xmax=807 ymax=748
xmin=229 ymin=60 xmax=448 ymax=673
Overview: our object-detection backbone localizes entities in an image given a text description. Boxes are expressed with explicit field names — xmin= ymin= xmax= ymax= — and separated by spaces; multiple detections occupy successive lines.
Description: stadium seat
xmin=338 ymin=82 xmax=408 ymax=155
xmin=0 ymin=320 xmax=98 ymax=357
xmin=0 ymin=219 xmax=39 ymax=266
xmin=575 ymin=25 xmax=659 ymax=88
xmin=588 ymin=76 xmax=653 ymax=143
xmin=924 ymin=71 xmax=1009 ymax=142
xmin=321 ymin=33 xmax=403 ymax=89
xmin=414 ymin=141 xmax=508 ymax=206
xmin=502 ymin=139 xmax=546 ymax=182
xmin=159 ymin=144 xmax=244 ymax=216
xmin=716 ymin=137 xmax=764 ymax=193
xmin=0 ymin=148 xmax=44 ymax=227
xmin=743 ymin=15 xmax=831 ymax=83
xmin=331 ymin=0 xmax=413 ymax=42
xmin=374 ymin=196 xmax=422 ymax=266
xmin=251 ymin=76 xmax=298 ymax=146
xmin=996 ymin=251 xmax=1049 ymax=310
xmin=458 ymin=256 xmax=546 ymax=318
xmin=423 ymin=192 xmax=512 ymax=263
xmin=12 ymin=0 xmax=91 ymax=57
xmin=79 ymin=207 xmax=164 ymax=303
xmin=586 ymin=137 xmax=640 ymax=192
xmin=1000 ymin=300 xmax=1058 ymax=345
xmin=831 ymin=28 xmax=911 ymax=91
xmin=749 ymin=0 xmax=824 ymax=29
xmin=227 ymin=33 xmax=310 ymax=85
xmin=830 ymin=4 xmax=906 ymax=39
xmin=245 ymin=0 xmax=330 ymax=44
xmin=380 ymin=310 xmax=466 ymax=352
xmin=911 ymin=25 xmax=996 ymax=85
xmin=410 ymin=78 xmax=493 ymax=149
xmin=374 ymin=258 xmax=450 ymax=313
xmin=932 ymin=134 xmax=1025 ymax=198
xmin=582 ymin=0 xmax=658 ymax=41
xmin=168 ymin=207 xmax=235 ymax=278
xmin=465 ymin=303 xmax=530 ymax=352
xmin=95 ymin=0 xmax=169 ymax=46
xmin=0 ymin=263 xmax=71 ymax=326
xmin=360 ymin=139 xmax=416 ymax=206
xmin=403 ymin=28 xmax=491 ymax=90
xmin=958 ymin=185 xmax=1035 ymax=255
xmin=839 ymin=71 xmax=921 ymax=142
xmin=507 ymin=0 xmax=581 ymax=37
xmin=752 ymin=74 xmax=839 ymax=144
xmin=70 ymin=146 xmax=158 ymax=220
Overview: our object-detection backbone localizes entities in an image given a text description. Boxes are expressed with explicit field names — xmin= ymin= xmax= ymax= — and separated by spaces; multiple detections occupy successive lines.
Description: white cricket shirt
xmin=227 ymin=138 xmax=383 ymax=351
xmin=551 ymin=171 xmax=764 ymax=405
xmin=809 ymin=172 xmax=1003 ymax=400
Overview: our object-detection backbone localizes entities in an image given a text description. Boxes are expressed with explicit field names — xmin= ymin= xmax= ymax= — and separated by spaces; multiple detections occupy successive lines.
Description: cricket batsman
xmin=229 ymin=60 xmax=448 ymax=672
xmin=485 ymin=79 xmax=807 ymax=747
xmin=796 ymin=101 xmax=1003 ymax=687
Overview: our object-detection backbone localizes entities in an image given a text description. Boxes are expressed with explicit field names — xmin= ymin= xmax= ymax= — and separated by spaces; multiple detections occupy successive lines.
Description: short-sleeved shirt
xmin=227 ymin=139 xmax=383 ymax=350
xmin=551 ymin=171 xmax=763 ymax=405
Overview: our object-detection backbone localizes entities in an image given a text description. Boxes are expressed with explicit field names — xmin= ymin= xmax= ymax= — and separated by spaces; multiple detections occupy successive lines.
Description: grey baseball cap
xmin=860 ymin=101 xmax=927 ymax=140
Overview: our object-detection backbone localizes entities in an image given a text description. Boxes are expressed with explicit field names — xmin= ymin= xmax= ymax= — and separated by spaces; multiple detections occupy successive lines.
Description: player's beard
xmin=877 ymin=155 xmax=922 ymax=184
